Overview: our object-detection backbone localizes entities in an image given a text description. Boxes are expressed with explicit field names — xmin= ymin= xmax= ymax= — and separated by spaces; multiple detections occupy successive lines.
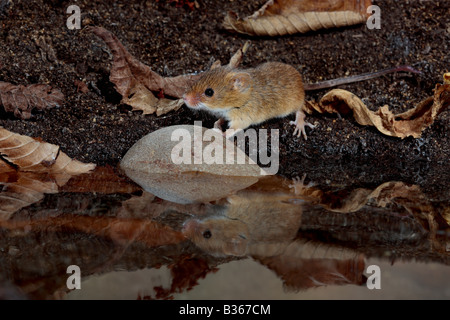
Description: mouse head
xmin=182 ymin=217 xmax=249 ymax=256
xmin=183 ymin=66 xmax=252 ymax=112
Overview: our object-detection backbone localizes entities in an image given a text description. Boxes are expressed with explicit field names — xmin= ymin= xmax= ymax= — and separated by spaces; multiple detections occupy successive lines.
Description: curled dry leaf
xmin=0 ymin=127 xmax=95 ymax=174
xmin=89 ymin=26 xmax=197 ymax=116
xmin=0 ymin=81 xmax=64 ymax=119
xmin=304 ymin=80 xmax=449 ymax=138
xmin=227 ymin=40 xmax=251 ymax=69
xmin=89 ymin=26 xmax=247 ymax=116
xmin=223 ymin=0 xmax=372 ymax=36
xmin=0 ymin=128 xmax=95 ymax=220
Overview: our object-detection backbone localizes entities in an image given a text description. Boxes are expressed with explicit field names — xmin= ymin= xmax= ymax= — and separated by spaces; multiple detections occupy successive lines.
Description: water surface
xmin=0 ymin=168 xmax=448 ymax=300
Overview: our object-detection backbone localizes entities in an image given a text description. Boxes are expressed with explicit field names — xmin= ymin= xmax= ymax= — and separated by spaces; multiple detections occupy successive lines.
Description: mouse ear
xmin=232 ymin=72 xmax=251 ymax=92
xmin=210 ymin=60 xmax=221 ymax=70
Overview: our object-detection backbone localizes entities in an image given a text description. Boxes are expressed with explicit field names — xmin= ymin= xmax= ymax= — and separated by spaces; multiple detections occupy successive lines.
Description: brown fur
xmin=183 ymin=62 xmax=305 ymax=131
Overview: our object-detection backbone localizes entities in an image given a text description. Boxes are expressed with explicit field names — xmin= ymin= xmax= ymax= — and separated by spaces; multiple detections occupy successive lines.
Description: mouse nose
xmin=181 ymin=219 xmax=199 ymax=236
xmin=183 ymin=93 xmax=199 ymax=108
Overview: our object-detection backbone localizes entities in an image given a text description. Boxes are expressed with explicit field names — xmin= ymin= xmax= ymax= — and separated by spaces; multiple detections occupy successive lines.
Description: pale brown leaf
xmin=0 ymin=128 xmax=96 ymax=220
xmin=89 ymin=26 xmax=196 ymax=115
xmin=0 ymin=81 xmax=64 ymax=119
xmin=223 ymin=0 xmax=372 ymax=36
xmin=0 ymin=127 xmax=95 ymax=173
xmin=303 ymin=81 xmax=449 ymax=138
xmin=89 ymin=26 xmax=200 ymax=98
xmin=227 ymin=40 xmax=251 ymax=68
xmin=123 ymin=82 xmax=159 ymax=115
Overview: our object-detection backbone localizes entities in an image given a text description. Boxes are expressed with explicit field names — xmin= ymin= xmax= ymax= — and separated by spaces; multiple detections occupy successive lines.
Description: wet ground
xmin=0 ymin=0 xmax=449 ymax=300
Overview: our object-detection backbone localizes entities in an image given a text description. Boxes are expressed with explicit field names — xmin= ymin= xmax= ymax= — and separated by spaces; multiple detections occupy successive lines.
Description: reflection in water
xmin=0 ymin=167 xmax=448 ymax=299
xmin=182 ymin=189 xmax=304 ymax=257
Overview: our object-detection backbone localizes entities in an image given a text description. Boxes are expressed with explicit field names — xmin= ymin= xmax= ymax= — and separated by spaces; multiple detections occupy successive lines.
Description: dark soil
xmin=0 ymin=0 xmax=449 ymax=194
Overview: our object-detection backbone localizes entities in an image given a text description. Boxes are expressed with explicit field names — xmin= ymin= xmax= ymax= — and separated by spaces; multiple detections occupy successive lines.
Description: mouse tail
xmin=304 ymin=65 xmax=421 ymax=91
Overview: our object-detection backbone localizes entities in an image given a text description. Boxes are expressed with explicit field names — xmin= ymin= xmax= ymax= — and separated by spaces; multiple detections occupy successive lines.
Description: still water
xmin=0 ymin=167 xmax=449 ymax=300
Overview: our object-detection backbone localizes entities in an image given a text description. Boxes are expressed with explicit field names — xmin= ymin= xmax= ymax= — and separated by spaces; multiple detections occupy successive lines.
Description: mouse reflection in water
xmin=182 ymin=191 xmax=303 ymax=257
xmin=181 ymin=191 xmax=366 ymax=290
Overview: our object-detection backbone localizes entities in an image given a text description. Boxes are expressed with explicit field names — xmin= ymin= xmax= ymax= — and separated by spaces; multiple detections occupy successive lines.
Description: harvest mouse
xmin=183 ymin=62 xmax=420 ymax=139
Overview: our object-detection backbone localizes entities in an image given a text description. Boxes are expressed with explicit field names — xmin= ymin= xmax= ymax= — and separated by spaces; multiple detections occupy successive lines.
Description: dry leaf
xmin=0 ymin=128 xmax=96 ymax=220
xmin=304 ymin=81 xmax=449 ymax=138
xmin=89 ymin=26 xmax=197 ymax=115
xmin=0 ymin=127 xmax=95 ymax=173
xmin=227 ymin=40 xmax=251 ymax=69
xmin=89 ymin=26 xmax=248 ymax=116
xmin=223 ymin=0 xmax=372 ymax=36
xmin=0 ymin=81 xmax=64 ymax=119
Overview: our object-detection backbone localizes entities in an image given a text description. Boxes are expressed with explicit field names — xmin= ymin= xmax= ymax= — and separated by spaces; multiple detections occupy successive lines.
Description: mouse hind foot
xmin=290 ymin=110 xmax=315 ymax=140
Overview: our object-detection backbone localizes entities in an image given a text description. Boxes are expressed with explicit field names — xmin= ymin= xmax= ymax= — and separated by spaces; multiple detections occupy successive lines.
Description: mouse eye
xmin=202 ymin=230 xmax=212 ymax=239
xmin=204 ymin=88 xmax=214 ymax=97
